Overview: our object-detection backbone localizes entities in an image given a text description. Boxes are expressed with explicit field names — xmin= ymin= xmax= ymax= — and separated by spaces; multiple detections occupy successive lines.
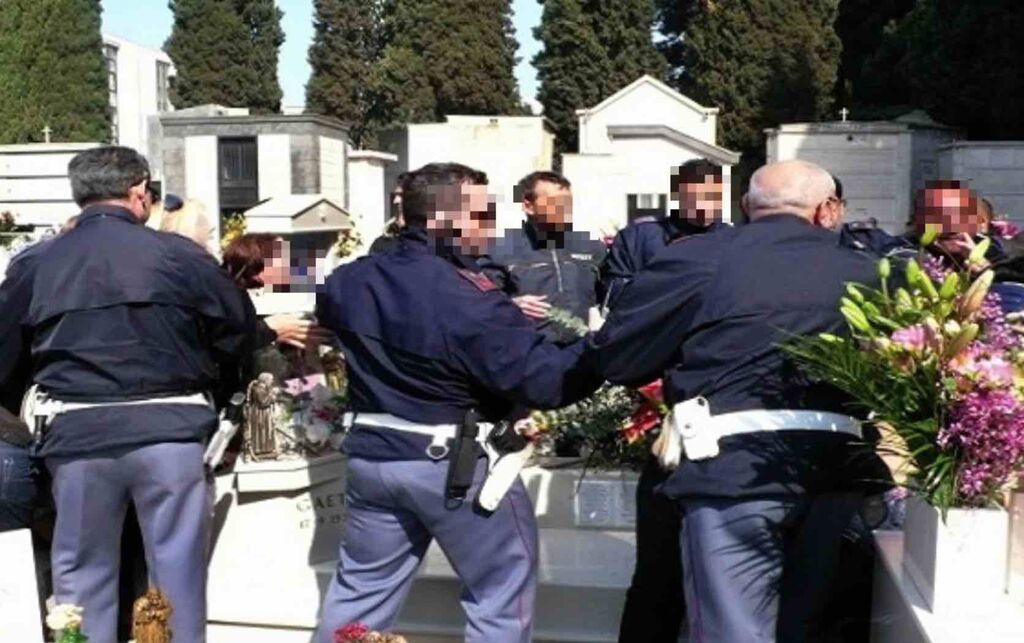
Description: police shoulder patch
xmin=457 ymin=269 xmax=499 ymax=292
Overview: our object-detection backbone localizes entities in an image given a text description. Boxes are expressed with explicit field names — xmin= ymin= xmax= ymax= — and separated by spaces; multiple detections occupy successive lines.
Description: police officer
xmin=602 ymin=158 xmax=728 ymax=310
xmin=315 ymin=163 xmax=600 ymax=643
xmin=486 ymin=171 xmax=607 ymax=343
xmin=589 ymin=160 xmax=890 ymax=642
xmin=0 ymin=146 xmax=257 ymax=642
xmin=602 ymin=158 xmax=727 ymax=643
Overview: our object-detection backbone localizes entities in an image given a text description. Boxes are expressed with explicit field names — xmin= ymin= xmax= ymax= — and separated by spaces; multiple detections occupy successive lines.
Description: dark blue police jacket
xmin=588 ymin=214 xmax=892 ymax=499
xmin=0 ymin=205 xmax=257 ymax=457
xmin=316 ymin=227 xmax=600 ymax=460
xmin=485 ymin=221 xmax=607 ymax=344
xmin=601 ymin=217 xmax=727 ymax=310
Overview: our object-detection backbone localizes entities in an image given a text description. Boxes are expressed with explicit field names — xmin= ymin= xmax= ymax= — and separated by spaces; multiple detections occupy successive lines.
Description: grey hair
xmin=68 ymin=146 xmax=150 ymax=207
xmin=746 ymin=161 xmax=835 ymax=214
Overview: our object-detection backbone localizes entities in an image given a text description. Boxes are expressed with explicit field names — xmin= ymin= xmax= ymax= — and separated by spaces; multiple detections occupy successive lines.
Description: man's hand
xmin=512 ymin=295 xmax=551 ymax=320
xmin=265 ymin=314 xmax=334 ymax=350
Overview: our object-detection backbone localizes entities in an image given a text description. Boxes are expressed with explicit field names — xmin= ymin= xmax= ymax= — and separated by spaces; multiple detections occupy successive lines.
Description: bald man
xmin=588 ymin=160 xmax=890 ymax=642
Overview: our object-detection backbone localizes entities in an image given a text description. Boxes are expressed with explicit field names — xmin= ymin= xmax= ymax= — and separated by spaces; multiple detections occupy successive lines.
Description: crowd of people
xmin=0 ymin=143 xmax=1021 ymax=643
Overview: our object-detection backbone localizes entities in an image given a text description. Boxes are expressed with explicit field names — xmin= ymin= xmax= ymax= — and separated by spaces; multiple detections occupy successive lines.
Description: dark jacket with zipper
xmin=485 ymin=220 xmax=607 ymax=343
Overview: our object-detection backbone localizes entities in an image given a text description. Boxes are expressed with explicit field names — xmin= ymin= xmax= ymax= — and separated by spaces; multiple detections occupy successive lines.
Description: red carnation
xmin=621 ymin=405 xmax=661 ymax=444
xmin=335 ymin=623 xmax=370 ymax=643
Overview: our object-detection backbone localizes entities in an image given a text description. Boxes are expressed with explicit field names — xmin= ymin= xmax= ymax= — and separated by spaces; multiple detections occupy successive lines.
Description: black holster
xmin=445 ymin=409 xmax=481 ymax=501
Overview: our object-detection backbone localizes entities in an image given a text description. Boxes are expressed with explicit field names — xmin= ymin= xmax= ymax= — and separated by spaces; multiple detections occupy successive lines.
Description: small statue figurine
xmin=131 ymin=588 xmax=173 ymax=643
xmin=245 ymin=372 xmax=280 ymax=460
xmin=319 ymin=344 xmax=348 ymax=393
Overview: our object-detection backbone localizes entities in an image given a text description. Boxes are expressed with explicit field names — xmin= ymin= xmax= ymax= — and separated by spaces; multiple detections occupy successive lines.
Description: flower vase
xmin=902 ymin=495 xmax=1010 ymax=613
xmin=1008 ymin=488 xmax=1024 ymax=604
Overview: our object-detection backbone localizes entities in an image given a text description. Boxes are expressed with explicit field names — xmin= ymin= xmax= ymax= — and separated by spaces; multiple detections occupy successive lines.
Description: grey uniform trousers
xmin=679 ymin=493 xmax=861 ymax=643
xmin=316 ymin=456 xmax=538 ymax=643
xmin=46 ymin=441 xmax=210 ymax=643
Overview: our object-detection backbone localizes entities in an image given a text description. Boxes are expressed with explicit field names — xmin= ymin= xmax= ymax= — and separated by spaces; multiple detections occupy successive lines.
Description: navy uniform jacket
xmin=0 ymin=205 xmax=258 ymax=457
xmin=588 ymin=214 xmax=891 ymax=499
xmin=485 ymin=221 xmax=607 ymax=343
xmin=316 ymin=228 xmax=600 ymax=460
xmin=601 ymin=217 xmax=726 ymax=309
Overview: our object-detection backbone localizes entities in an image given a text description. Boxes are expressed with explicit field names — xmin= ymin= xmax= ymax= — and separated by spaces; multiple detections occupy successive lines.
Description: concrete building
xmin=103 ymin=33 xmax=175 ymax=154
xmin=766 ymin=111 xmax=962 ymax=233
xmin=938 ymin=141 xmax=1024 ymax=223
xmin=563 ymin=75 xmax=740 ymax=235
xmin=151 ymin=105 xmax=394 ymax=248
xmin=0 ymin=143 xmax=101 ymax=227
xmin=378 ymin=115 xmax=555 ymax=233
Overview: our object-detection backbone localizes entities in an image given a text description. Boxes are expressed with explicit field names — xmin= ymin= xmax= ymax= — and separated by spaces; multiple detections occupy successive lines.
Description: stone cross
xmin=41 ymin=125 xmax=52 ymax=143
xmin=839 ymin=108 xmax=850 ymax=122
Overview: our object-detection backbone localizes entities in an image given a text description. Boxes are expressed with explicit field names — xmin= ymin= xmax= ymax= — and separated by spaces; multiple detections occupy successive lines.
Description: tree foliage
xmin=666 ymin=0 xmax=842 ymax=156
xmin=167 ymin=0 xmax=284 ymax=113
xmin=0 ymin=0 xmax=109 ymax=143
xmin=306 ymin=0 xmax=380 ymax=145
xmin=535 ymin=0 xmax=663 ymax=155
xmin=308 ymin=0 xmax=521 ymax=146
xmin=860 ymin=0 xmax=1024 ymax=139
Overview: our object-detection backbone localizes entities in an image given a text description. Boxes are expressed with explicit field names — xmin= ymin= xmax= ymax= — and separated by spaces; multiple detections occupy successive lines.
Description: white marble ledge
xmin=311 ymin=528 xmax=636 ymax=590
xmin=872 ymin=530 xmax=1024 ymax=643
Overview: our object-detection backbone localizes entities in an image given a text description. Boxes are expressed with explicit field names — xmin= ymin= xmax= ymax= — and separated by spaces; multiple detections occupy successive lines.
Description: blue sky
xmin=101 ymin=0 xmax=543 ymax=106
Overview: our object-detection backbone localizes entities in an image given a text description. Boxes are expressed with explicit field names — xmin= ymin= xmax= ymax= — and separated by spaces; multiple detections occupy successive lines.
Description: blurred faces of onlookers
xmin=672 ymin=160 xmax=724 ymax=226
xmin=914 ymin=180 xmax=985 ymax=258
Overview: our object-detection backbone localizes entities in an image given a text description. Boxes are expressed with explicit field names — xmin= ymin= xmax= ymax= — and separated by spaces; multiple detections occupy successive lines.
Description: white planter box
xmin=902 ymin=496 xmax=1011 ymax=613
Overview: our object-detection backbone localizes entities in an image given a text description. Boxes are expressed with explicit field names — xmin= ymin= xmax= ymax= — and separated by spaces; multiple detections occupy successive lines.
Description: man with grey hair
xmin=0 ymin=146 xmax=257 ymax=641
xmin=588 ymin=159 xmax=890 ymax=641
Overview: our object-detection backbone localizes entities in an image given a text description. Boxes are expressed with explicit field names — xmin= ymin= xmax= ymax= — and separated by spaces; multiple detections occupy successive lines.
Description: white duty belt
xmin=21 ymin=384 xmax=213 ymax=430
xmin=342 ymin=411 xmax=532 ymax=512
xmin=656 ymin=397 xmax=863 ymax=470
xmin=342 ymin=412 xmax=494 ymax=460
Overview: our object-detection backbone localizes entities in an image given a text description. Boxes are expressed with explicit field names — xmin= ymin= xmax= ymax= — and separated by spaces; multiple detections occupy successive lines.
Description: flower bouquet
xmin=538 ymin=307 xmax=669 ymax=468
xmin=785 ymin=234 xmax=1024 ymax=510
xmin=784 ymin=232 xmax=1024 ymax=609
xmin=46 ymin=604 xmax=87 ymax=643
xmin=334 ymin=622 xmax=408 ymax=643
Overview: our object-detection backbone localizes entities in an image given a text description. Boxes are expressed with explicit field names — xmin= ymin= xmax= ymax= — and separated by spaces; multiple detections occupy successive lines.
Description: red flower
xmin=621 ymin=405 xmax=662 ymax=444
xmin=336 ymin=623 xmax=370 ymax=643
xmin=637 ymin=379 xmax=664 ymax=403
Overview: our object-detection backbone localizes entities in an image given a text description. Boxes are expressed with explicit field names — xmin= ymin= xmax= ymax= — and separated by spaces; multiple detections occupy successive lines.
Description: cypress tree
xmin=533 ymin=0 xmax=611 ymax=156
xmin=868 ymin=0 xmax=1024 ymax=139
xmin=367 ymin=0 xmax=520 ymax=134
xmin=235 ymin=0 xmax=285 ymax=113
xmin=0 ymin=0 xmax=109 ymax=143
xmin=588 ymin=0 xmax=665 ymax=89
xmin=536 ymin=0 xmax=664 ymax=155
xmin=306 ymin=0 xmax=380 ymax=146
xmin=166 ymin=0 xmax=255 ymax=109
xmin=833 ymin=0 xmax=914 ymax=114
xmin=676 ymin=0 xmax=841 ymax=155
xmin=167 ymin=0 xmax=284 ymax=113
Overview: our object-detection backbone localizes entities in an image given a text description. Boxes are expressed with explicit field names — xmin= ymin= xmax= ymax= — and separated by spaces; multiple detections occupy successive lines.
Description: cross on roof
xmin=41 ymin=125 xmax=52 ymax=143
xmin=839 ymin=108 xmax=850 ymax=122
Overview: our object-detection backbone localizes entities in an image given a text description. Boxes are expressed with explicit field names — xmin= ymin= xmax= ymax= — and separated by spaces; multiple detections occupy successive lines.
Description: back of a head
xmin=159 ymin=200 xmax=213 ymax=250
xmin=223 ymin=233 xmax=276 ymax=289
xmin=745 ymin=160 xmax=835 ymax=220
xmin=68 ymin=146 xmax=150 ymax=208
xmin=401 ymin=162 xmax=488 ymax=227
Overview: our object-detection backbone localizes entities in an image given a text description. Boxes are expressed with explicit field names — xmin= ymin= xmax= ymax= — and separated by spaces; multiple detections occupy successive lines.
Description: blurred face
xmin=260 ymin=237 xmax=290 ymax=289
xmin=425 ymin=181 xmax=495 ymax=255
xmin=129 ymin=179 xmax=151 ymax=223
xmin=391 ymin=185 xmax=404 ymax=226
xmin=675 ymin=174 xmax=723 ymax=226
xmin=524 ymin=180 xmax=572 ymax=231
xmin=916 ymin=187 xmax=984 ymax=257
